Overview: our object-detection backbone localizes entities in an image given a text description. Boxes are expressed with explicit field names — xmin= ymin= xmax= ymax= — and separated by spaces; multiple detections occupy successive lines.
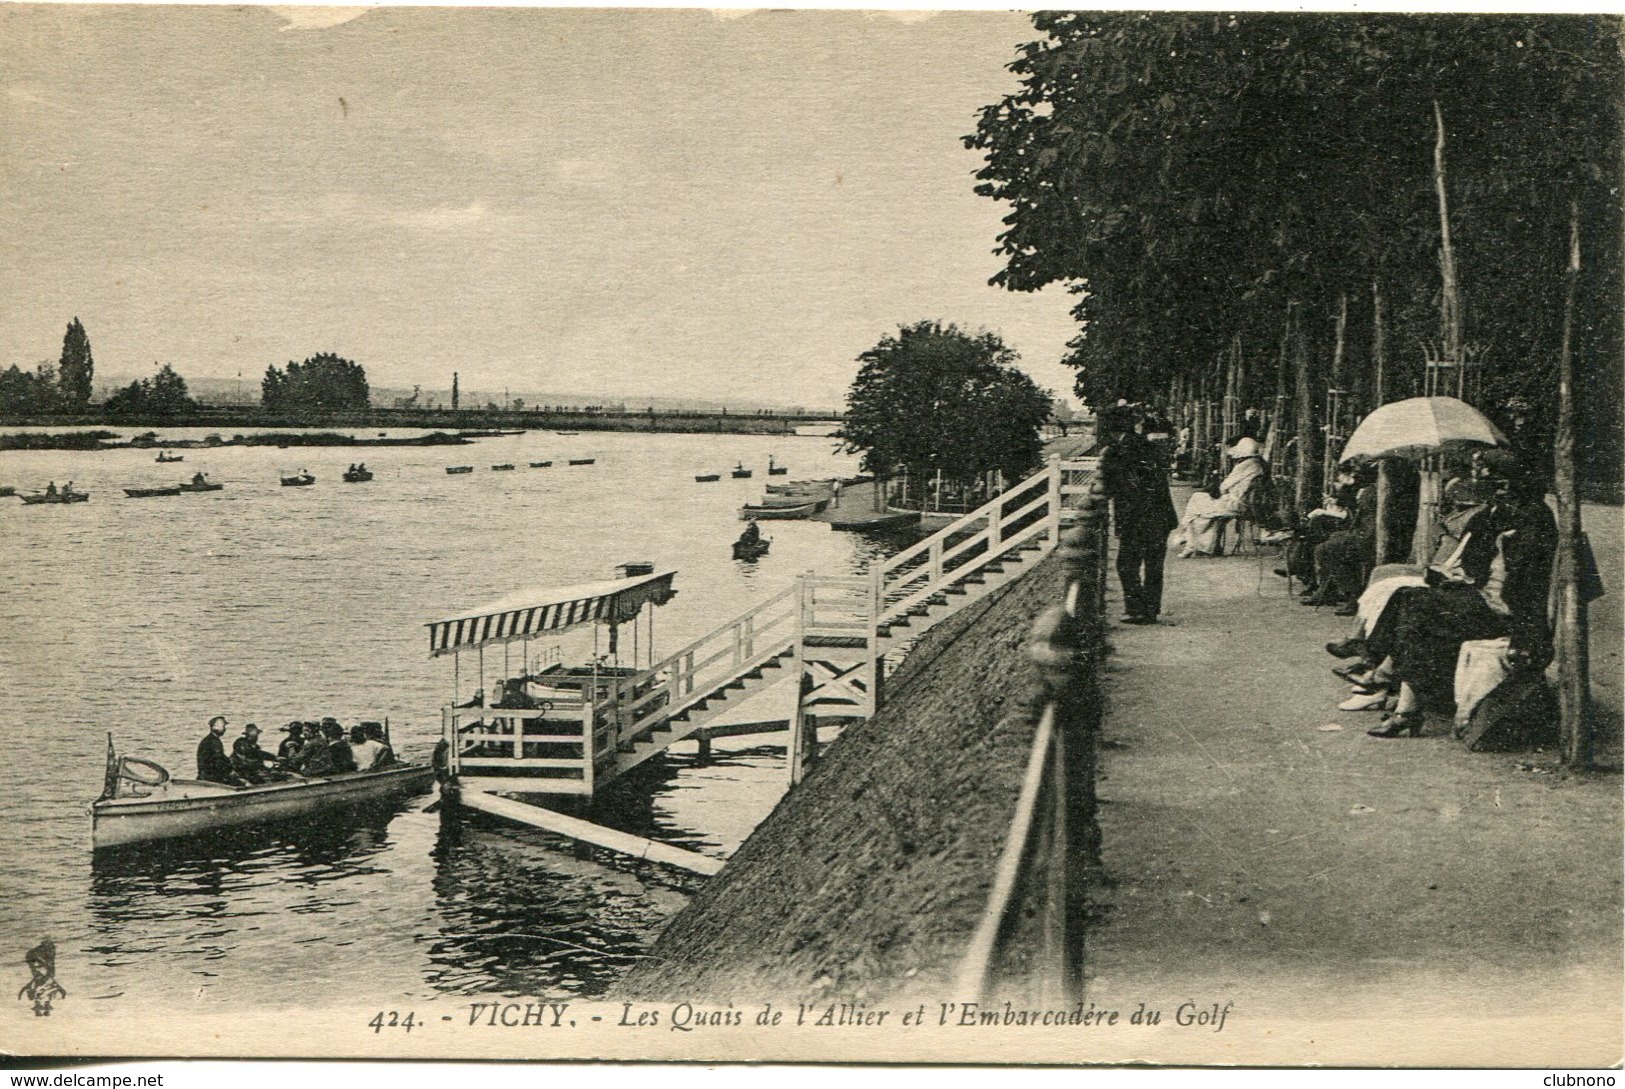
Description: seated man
xmin=196 ymin=715 xmax=240 ymax=785
xmin=348 ymin=725 xmax=386 ymax=771
xmin=277 ymin=721 xmax=305 ymax=761
xmin=231 ymin=723 xmax=285 ymax=784
xmin=364 ymin=722 xmax=395 ymax=767
xmin=322 ymin=721 xmax=358 ymax=774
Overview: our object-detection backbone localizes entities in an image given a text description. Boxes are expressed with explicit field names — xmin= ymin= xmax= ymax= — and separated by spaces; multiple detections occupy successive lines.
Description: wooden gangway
xmin=435 ymin=456 xmax=1098 ymax=867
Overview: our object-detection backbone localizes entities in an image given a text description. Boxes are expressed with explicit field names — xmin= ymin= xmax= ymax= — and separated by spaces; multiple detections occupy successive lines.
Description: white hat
xmin=1228 ymin=437 xmax=1262 ymax=459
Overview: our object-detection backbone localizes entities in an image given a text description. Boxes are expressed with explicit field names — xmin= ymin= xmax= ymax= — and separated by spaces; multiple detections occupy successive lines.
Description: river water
xmin=0 ymin=427 xmax=900 ymax=1012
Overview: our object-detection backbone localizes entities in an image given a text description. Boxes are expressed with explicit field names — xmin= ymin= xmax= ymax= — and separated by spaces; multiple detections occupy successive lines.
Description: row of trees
xmin=0 ymin=318 xmax=97 ymax=416
xmin=966 ymin=13 xmax=1622 ymax=477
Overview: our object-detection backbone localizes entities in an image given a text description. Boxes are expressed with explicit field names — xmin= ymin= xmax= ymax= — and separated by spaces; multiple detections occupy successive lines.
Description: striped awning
xmin=427 ymin=569 xmax=677 ymax=657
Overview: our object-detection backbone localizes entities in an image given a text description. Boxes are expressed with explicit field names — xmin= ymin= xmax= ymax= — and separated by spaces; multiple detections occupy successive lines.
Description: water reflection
xmin=426 ymin=811 xmax=694 ymax=998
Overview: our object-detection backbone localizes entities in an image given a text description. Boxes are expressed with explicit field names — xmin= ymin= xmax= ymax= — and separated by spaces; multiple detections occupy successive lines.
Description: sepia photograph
xmin=0 ymin=3 xmax=1620 ymax=1071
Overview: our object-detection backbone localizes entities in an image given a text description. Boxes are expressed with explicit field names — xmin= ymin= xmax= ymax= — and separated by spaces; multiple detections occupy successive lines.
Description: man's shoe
xmin=1119 ymin=614 xmax=1154 ymax=625
xmin=1333 ymin=601 xmax=1359 ymax=617
xmin=1273 ymin=567 xmax=1291 ymax=578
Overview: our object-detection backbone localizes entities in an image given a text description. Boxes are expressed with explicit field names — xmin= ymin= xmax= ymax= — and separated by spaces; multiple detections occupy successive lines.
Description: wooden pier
xmin=434 ymin=456 xmax=1099 ymax=870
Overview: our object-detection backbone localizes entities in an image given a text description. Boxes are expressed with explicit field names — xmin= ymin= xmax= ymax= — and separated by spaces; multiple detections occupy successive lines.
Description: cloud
xmin=271 ymin=7 xmax=371 ymax=32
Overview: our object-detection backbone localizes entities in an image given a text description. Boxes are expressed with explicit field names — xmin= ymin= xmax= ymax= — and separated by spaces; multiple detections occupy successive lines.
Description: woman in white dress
xmin=1177 ymin=437 xmax=1268 ymax=557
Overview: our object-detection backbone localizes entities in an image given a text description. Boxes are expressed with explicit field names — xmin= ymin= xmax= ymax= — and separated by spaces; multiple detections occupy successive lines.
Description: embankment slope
xmin=616 ymin=553 xmax=1066 ymax=1002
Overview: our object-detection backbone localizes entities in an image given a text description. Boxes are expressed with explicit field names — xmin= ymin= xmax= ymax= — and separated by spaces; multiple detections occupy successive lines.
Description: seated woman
xmin=1177 ymin=437 xmax=1269 ymax=558
xmin=1356 ymin=464 xmax=1555 ymax=738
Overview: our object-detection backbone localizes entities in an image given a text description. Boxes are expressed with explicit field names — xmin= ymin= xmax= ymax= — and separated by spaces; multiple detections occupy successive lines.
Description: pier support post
xmin=695 ymin=729 xmax=713 ymax=764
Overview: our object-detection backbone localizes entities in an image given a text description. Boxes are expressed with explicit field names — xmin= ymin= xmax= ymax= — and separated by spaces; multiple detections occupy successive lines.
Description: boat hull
xmin=21 ymin=492 xmax=89 ymax=504
xmin=739 ymin=502 xmax=821 ymax=519
xmin=732 ymin=540 xmax=771 ymax=560
xmin=178 ymin=482 xmax=224 ymax=492
xmin=125 ymin=487 xmax=183 ymax=498
xmin=91 ymin=764 xmax=434 ymax=849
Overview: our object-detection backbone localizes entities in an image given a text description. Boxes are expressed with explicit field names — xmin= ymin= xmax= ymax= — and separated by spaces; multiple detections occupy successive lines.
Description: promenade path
xmin=1083 ymin=490 xmax=1623 ymax=1065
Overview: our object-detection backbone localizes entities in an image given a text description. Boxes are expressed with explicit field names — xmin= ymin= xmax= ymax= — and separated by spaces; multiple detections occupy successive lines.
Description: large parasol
xmin=1339 ymin=396 xmax=1508 ymax=462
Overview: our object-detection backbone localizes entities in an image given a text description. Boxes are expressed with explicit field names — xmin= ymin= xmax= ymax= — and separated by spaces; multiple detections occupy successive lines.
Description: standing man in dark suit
xmin=1098 ymin=407 xmax=1179 ymax=625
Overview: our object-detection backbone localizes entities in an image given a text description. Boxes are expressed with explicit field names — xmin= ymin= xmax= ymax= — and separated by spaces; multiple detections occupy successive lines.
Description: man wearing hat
xmin=1099 ymin=406 xmax=1179 ymax=624
xmin=196 ymin=715 xmax=239 ymax=785
xmin=231 ymin=723 xmax=284 ymax=784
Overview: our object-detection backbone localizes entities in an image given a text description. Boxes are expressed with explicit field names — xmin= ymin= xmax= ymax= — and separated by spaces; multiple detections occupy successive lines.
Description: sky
xmin=0 ymin=6 xmax=1083 ymax=409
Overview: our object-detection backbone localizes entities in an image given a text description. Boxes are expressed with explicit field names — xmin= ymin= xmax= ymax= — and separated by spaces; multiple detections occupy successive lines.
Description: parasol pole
xmin=1555 ymin=202 xmax=1592 ymax=770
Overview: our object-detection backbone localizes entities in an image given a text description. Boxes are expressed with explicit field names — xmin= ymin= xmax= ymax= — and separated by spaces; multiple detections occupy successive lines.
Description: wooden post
xmin=1555 ymin=204 xmax=1592 ymax=770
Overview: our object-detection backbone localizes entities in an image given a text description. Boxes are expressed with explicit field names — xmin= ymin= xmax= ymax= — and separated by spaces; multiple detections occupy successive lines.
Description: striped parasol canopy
xmin=427 ymin=569 xmax=677 ymax=657
xmin=1339 ymin=396 xmax=1509 ymax=463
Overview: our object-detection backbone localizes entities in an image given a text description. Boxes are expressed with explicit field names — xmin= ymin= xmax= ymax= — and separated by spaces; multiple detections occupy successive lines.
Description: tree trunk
xmin=1293 ymin=324 xmax=1316 ymax=514
xmin=1324 ymin=294 xmax=1348 ymax=489
xmin=1555 ymin=204 xmax=1591 ymax=770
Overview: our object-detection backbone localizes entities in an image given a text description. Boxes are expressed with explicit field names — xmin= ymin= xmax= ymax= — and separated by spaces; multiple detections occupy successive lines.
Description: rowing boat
xmin=529 ymin=461 xmax=553 ymax=468
xmin=124 ymin=486 xmax=182 ymax=498
xmin=491 ymin=464 xmax=515 ymax=471
xmin=20 ymin=489 xmax=89 ymax=504
xmin=694 ymin=473 xmax=720 ymax=482
xmin=738 ymin=501 xmax=821 ymax=519
xmin=446 ymin=466 xmax=474 ymax=474
xmin=92 ymin=757 xmax=434 ymax=850
xmin=280 ymin=473 xmax=316 ymax=487
xmin=178 ymin=477 xmax=224 ymax=492
xmin=568 ymin=458 xmax=596 ymax=466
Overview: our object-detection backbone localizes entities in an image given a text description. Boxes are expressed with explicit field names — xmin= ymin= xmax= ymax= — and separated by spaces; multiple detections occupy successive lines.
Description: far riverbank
xmin=0 ymin=404 xmax=831 ymax=438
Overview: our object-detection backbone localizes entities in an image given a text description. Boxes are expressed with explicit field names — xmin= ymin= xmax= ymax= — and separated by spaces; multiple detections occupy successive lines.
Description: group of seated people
xmin=1166 ymin=426 xmax=1561 ymax=742
xmin=1314 ymin=454 xmax=1557 ymax=739
xmin=197 ymin=715 xmax=396 ymax=785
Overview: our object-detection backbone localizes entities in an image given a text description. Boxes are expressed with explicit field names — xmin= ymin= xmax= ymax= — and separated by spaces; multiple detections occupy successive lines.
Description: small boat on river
xmin=446 ymin=466 xmax=474 ymax=475
xmin=343 ymin=466 xmax=374 ymax=483
xmin=281 ymin=471 xmax=316 ymax=487
xmin=156 ymin=451 xmax=184 ymax=463
xmin=529 ymin=461 xmax=552 ymax=468
xmin=92 ymin=742 xmax=434 ymax=850
xmin=556 ymin=431 xmax=580 ymax=436
xmin=0 ymin=486 xmax=14 ymax=498
xmin=568 ymin=458 xmax=596 ymax=466
xmin=767 ymin=456 xmax=788 ymax=476
xmin=179 ymin=474 xmax=224 ymax=493
xmin=694 ymin=473 xmax=720 ymax=482
xmin=20 ymin=487 xmax=89 ymax=504
xmin=491 ymin=464 xmax=515 ymax=471
xmin=124 ymin=485 xmax=182 ymax=499
xmin=738 ymin=501 xmax=821 ymax=519
xmin=731 ymin=462 xmax=752 ymax=479
xmin=732 ymin=537 xmax=771 ymax=560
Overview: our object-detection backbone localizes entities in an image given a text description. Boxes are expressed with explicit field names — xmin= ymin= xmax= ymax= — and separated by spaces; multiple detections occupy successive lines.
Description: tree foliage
xmin=966 ymin=13 xmax=1622 ymax=473
xmin=840 ymin=321 xmax=1053 ymax=483
xmin=262 ymin=353 xmax=370 ymax=412
xmin=0 ymin=362 xmax=64 ymax=416
xmin=58 ymin=317 xmax=94 ymax=409
xmin=103 ymin=364 xmax=197 ymax=418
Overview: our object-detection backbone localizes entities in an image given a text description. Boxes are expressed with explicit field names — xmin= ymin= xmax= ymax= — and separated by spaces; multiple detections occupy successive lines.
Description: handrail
xmin=878 ymin=463 xmax=1056 ymax=578
xmin=955 ymin=482 xmax=1107 ymax=1003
